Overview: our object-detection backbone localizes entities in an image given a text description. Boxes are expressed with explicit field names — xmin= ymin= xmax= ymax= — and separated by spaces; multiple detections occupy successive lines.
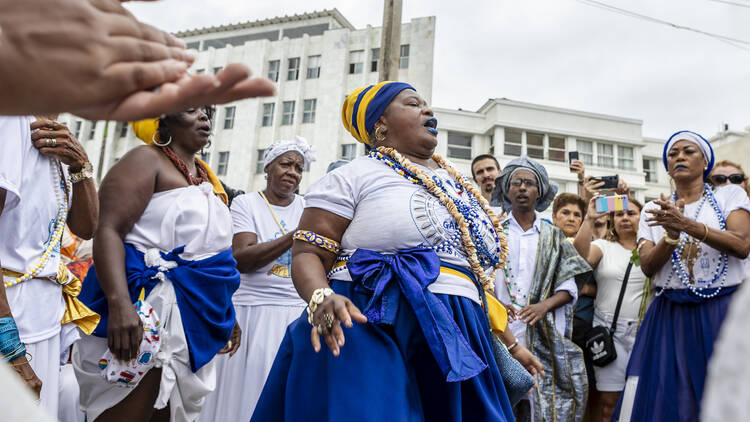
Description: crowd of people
xmin=2 ymin=3 xmax=750 ymax=421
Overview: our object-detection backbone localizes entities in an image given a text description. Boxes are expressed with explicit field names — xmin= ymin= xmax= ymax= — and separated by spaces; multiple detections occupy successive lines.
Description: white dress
xmin=72 ymin=183 xmax=233 ymax=422
xmin=198 ymin=192 xmax=306 ymax=422
xmin=0 ymin=116 xmax=72 ymax=418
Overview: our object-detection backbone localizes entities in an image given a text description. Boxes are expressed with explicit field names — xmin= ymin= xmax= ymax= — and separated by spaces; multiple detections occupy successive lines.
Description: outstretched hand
xmin=309 ymin=294 xmax=367 ymax=357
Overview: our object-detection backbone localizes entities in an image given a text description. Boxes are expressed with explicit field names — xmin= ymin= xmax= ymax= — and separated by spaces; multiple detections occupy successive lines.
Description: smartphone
xmin=594 ymin=175 xmax=619 ymax=190
xmin=595 ymin=194 xmax=629 ymax=213
xmin=568 ymin=151 xmax=579 ymax=164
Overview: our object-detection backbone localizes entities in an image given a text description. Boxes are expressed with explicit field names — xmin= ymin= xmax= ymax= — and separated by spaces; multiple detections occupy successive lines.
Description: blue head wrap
xmin=342 ymin=81 xmax=416 ymax=145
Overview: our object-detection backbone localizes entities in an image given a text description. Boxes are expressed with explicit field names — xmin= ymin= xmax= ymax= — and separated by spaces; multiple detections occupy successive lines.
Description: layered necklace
xmin=160 ymin=146 xmax=209 ymax=185
xmin=666 ymin=184 xmax=728 ymax=299
xmin=5 ymin=159 xmax=69 ymax=287
xmin=501 ymin=221 xmax=528 ymax=308
xmin=367 ymin=147 xmax=508 ymax=291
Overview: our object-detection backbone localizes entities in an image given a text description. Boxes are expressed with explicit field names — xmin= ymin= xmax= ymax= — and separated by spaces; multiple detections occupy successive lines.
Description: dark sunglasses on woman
xmin=710 ymin=173 xmax=747 ymax=185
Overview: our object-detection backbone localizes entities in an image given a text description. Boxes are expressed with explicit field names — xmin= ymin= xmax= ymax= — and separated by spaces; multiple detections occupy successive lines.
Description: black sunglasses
xmin=710 ymin=174 xmax=746 ymax=185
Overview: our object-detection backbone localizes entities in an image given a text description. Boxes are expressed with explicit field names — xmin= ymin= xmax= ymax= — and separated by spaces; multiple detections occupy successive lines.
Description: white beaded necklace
xmin=4 ymin=159 xmax=69 ymax=287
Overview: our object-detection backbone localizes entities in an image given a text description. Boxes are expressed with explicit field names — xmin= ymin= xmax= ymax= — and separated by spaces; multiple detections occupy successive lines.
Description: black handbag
xmin=584 ymin=261 xmax=633 ymax=367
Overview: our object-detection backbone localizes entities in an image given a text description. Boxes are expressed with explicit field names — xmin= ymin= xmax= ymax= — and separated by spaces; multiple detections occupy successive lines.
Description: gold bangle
xmin=293 ymin=230 xmax=341 ymax=255
xmin=663 ymin=232 xmax=680 ymax=245
xmin=700 ymin=223 xmax=709 ymax=243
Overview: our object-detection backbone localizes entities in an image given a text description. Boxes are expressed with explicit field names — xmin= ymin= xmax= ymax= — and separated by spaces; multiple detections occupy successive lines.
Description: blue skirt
xmin=250 ymin=280 xmax=515 ymax=422
xmin=614 ymin=286 xmax=737 ymax=422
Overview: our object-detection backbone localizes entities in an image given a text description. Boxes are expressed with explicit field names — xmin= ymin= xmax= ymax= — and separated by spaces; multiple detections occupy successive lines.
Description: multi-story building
xmin=709 ymin=127 xmax=750 ymax=173
xmin=66 ymin=8 xmax=671 ymax=205
xmin=434 ymin=98 xmax=671 ymax=206
xmin=63 ymin=9 xmax=435 ymax=192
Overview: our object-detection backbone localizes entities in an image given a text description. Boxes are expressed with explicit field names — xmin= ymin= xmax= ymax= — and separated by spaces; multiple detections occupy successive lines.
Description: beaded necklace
xmin=367 ymin=148 xmax=508 ymax=290
xmin=666 ymin=184 xmax=728 ymax=299
xmin=160 ymin=146 xmax=209 ymax=185
xmin=4 ymin=159 xmax=69 ymax=287
xmin=501 ymin=221 xmax=528 ymax=308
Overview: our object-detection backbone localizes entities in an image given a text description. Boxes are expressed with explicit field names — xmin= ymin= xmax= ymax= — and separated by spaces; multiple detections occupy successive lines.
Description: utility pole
xmin=379 ymin=0 xmax=403 ymax=82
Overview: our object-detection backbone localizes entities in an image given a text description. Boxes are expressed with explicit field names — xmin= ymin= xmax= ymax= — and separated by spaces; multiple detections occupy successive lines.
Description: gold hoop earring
xmin=152 ymin=132 xmax=172 ymax=147
xmin=374 ymin=126 xmax=386 ymax=143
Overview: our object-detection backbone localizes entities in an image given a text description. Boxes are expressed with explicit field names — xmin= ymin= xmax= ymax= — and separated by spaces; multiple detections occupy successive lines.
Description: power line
xmin=706 ymin=0 xmax=750 ymax=8
xmin=575 ymin=0 xmax=750 ymax=51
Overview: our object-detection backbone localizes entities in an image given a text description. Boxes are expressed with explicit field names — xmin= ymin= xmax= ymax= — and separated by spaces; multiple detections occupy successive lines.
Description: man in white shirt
xmin=492 ymin=156 xmax=590 ymax=422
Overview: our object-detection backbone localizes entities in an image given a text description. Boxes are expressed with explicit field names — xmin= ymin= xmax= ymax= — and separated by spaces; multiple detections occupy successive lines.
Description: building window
xmin=447 ymin=132 xmax=472 ymax=160
xmin=217 ymin=151 xmax=229 ymax=176
xmin=281 ymin=101 xmax=295 ymax=125
xmin=88 ymin=121 xmax=97 ymax=140
xmin=223 ymin=106 xmax=235 ymax=130
xmin=577 ymin=140 xmax=594 ymax=165
xmin=73 ymin=121 xmax=82 ymax=139
xmin=118 ymin=122 xmax=128 ymax=138
xmin=341 ymin=143 xmax=356 ymax=161
xmin=302 ymin=99 xmax=317 ymax=124
xmin=504 ymin=128 xmax=522 ymax=156
xmin=306 ymin=55 xmax=321 ymax=79
xmin=267 ymin=60 xmax=280 ymax=82
xmin=255 ymin=149 xmax=266 ymax=174
xmin=349 ymin=50 xmax=364 ymax=74
xmin=618 ymin=145 xmax=635 ymax=170
xmin=526 ymin=132 xmax=544 ymax=160
xmin=287 ymin=57 xmax=300 ymax=80
xmin=399 ymin=44 xmax=410 ymax=69
xmin=644 ymin=158 xmax=657 ymax=183
xmin=200 ymin=151 xmax=211 ymax=164
xmin=262 ymin=103 xmax=275 ymax=127
xmin=597 ymin=143 xmax=614 ymax=168
xmin=548 ymin=136 xmax=566 ymax=162
xmin=371 ymin=48 xmax=380 ymax=72
xmin=213 ymin=66 xmax=223 ymax=74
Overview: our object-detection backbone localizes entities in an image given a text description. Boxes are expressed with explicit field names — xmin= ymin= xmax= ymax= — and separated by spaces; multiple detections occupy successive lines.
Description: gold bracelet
xmin=293 ymin=230 xmax=341 ymax=255
xmin=663 ymin=232 xmax=680 ymax=245
xmin=700 ymin=223 xmax=709 ymax=243
xmin=306 ymin=287 xmax=333 ymax=325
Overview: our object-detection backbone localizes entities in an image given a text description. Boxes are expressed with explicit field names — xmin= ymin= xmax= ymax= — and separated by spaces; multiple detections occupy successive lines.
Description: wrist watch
xmin=69 ymin=162 xmax=94 ymax=184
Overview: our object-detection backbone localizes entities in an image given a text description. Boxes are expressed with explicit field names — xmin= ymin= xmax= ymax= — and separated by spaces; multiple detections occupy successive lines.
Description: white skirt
xmin=197 ymin=303 xmax=305 ymax=422
xmin=72 ymin=279 xmax=217 ymax=422
xmin=28 ymin=332 xmax=61 ymax=418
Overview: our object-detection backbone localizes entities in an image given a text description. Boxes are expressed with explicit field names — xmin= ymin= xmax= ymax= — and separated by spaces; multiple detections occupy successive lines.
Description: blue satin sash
xmin=346 ymin=247 xmax=487 ymax=382
xmin=79 ymin=243 xmax=241 ymax=372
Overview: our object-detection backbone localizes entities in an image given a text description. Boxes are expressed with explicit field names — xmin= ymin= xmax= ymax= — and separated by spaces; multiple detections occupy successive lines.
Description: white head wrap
xmin=662 ymin=130 xmax=714 ymax=178
xmin=263 ymin=136 xmax=316 ymax=169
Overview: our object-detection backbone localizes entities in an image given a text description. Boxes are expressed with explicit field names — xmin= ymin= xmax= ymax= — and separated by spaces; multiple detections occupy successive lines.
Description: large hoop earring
xmin=374 ymin=126 xmax=386 ymax=143
xmin=153 ymin=132 xmax=172 ymax=147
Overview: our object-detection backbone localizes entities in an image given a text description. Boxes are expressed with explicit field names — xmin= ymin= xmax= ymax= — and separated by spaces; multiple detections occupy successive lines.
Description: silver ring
xmin=45 ymin=138 xmax=51 ymax=147
xmin=316 ymin=324 xmax=323 ymax=335
xmin=51 ymin=138 xmax=56 ymax=147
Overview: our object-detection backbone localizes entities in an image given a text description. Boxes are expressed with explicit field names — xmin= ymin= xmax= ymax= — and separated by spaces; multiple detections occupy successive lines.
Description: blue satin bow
xmin=347 ymin=247 xmax=487 ymax=382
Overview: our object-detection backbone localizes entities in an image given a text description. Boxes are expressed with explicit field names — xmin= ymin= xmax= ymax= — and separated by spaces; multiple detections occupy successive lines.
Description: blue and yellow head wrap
xmin=341 ymin=81 xmax=416 ymax=145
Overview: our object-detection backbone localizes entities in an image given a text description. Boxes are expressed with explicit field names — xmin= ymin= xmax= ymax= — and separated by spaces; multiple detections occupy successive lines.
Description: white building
xmin=66 ymin=8 xmax=670 ymax=204
xmin=434 ymin=99 xmax=671 ymax=204
xmin=709 ymin=126 xmax=750 ymax=173
xmin=63 ymin=9 xmax=435 ymax=193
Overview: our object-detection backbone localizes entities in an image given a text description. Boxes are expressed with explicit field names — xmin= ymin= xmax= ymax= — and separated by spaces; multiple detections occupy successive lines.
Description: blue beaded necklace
xmin=368 ymin=150 xmax=502 ymax=267
xmin=667 ymin=184 xmax=728 ymax=299
xmin=502 ymin=221 xmax=527 ymax=308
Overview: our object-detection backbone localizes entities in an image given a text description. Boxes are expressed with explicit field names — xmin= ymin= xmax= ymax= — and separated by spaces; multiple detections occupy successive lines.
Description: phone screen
xmin=569 ymin=151 xmax=579 ymax=164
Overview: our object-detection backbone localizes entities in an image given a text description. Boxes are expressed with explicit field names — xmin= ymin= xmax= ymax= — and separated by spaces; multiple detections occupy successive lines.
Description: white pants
xmin=592 ymin=309 xmax=638 ymax=392
xmin=58 ymin=363 xmax=85 ymax=422
xmin=197 ymin=303 xmax=305 ymax=422
xmin=26 ymin=331 xmax=62 ymax=418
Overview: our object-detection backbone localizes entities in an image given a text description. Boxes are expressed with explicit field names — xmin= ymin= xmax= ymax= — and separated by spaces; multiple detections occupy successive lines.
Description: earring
xmin=152 ymin=132 xmax=171 ymax=147
xmin=374 ymin=126 xmax=386 ymax=143
xmin=264 ymin=173 xmax=268 ymax=180
xmin=201 ymin=139 xmax=212 ymax=156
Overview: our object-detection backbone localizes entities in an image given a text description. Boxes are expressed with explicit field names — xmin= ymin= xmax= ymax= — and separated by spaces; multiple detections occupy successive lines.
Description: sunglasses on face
xmin=710 ymin=174 xmax=746 ymax=185
xmin=509 ymin=178 xmax=538 ymax=188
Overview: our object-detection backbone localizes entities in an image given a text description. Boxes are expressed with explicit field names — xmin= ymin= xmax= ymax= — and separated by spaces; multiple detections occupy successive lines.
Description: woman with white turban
xmin=615 ymin=131 xmax=750 ymax=422
xmin=198 ymin=136 xmax=315 ymax=422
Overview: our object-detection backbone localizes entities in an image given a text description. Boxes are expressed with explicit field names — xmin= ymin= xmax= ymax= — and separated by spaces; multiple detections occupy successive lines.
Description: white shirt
xmin=494 ymin=212 xmax=577 ymax=348
xmin=304 ymin=156 xmax=503 ymax=304
xmin=637 ymin=184 xmax=750 ymax=290
xmin=0 ymin=116 xmax=68 ymax=343
xmin=229 ymin=192 xmax=306 ymax=306
xmin=591 ymin=239 xmax=647 ymax=320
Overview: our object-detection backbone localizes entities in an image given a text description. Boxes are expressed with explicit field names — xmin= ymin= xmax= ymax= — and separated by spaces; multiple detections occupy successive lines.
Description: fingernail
xmin=213 ymin=79 xmax=222 ymax=88
xmin=345 ymin=319 xmax=352 ymax=327
xmin=338 ymin=339 xmax=344 ymax=346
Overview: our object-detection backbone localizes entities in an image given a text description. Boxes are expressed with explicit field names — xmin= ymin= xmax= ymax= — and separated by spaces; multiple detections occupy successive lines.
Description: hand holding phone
xmin=595 ymin=194 xmax=629 ymax=213
xmin=593 ymin=175 xmax=619 ymax=190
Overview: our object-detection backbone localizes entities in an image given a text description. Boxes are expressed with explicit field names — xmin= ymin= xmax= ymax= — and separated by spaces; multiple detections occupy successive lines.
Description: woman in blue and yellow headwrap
xmin=251 ymin=82 xmax=543 ymax=422
xmin=73 ymin=106 xmax=242 ymax=422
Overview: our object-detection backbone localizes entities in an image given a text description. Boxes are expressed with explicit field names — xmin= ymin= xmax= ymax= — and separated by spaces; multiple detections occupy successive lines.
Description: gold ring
xmin=324 ymin=313 xmax=336 ymax=330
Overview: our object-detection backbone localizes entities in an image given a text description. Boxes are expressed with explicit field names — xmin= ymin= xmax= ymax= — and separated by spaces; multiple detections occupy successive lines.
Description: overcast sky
xmin=126 ymin=0 xmax=750 ymax=139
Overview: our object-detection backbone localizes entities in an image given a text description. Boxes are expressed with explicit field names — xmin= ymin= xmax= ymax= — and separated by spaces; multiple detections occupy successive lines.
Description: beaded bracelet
xmin=293 ymin=230 xmax=341 ymax=255
xmin=306 ymin=287 xmax=334 ymax=325
xmin=0 ymin=317 xmax=25 ymax=361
